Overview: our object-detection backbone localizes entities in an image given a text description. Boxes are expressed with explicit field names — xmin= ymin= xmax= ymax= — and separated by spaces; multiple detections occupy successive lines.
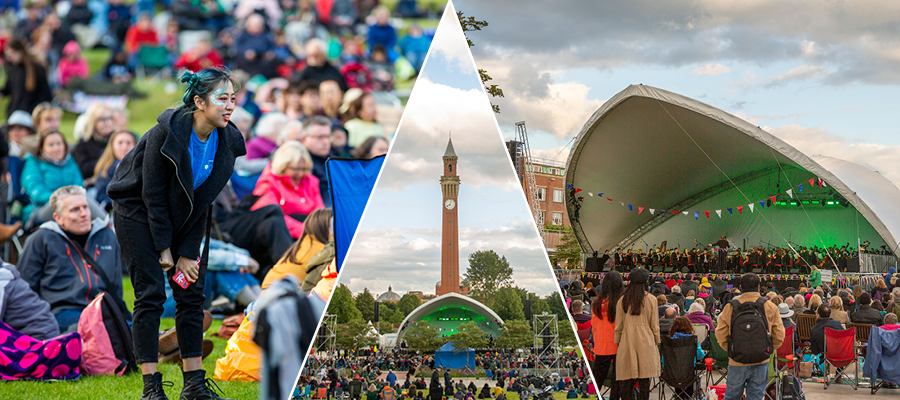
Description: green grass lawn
xmin=2 ymin=278 xmax=260 ymax=400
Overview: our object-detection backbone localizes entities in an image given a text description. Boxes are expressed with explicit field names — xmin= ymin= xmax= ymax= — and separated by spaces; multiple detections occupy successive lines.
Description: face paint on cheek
xmin=210 ymin=89 xmax=226 ymax=107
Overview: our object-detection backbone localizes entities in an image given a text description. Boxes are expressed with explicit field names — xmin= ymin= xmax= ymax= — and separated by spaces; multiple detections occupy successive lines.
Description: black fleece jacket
xmin=107 ymin=108 xmax=246 ymax=260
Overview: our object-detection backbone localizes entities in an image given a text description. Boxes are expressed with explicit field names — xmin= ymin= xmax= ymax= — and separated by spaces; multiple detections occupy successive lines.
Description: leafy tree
xmin=457 ymin=11 xmax=503 ymax=113
xmin=336 ymin=319 xmax=378 ymax=352
xmin=530 ymin=294 xmax=550 ymax=317
xmin=448 ymin=321 xmax=488 ymax=370
xmin=495 ymin=320 xmax=532 ymax=349
xmin=491 ymin=287 xmax=525 ymax=321
xmin=398 ymin=294 xmax=421 ymax=317
xmin=552 ymin=227 xmax=583 ymax=269
xmin=378 ymin=320 xmax=395 ymax=335
xmin=558 ymin=319 xmax=578 ymax=348
xmin=464 ymin=250 xmax=514 ymax=303
xmin=403 ymin=321 xmax=446 ymax=354
xmin=356 ymin=288 xmax=376 ymax=322
xmin=328 ymin=284 xmax=362 ymax=323
xmin=546 ymin=291 xmax=567 ymax=319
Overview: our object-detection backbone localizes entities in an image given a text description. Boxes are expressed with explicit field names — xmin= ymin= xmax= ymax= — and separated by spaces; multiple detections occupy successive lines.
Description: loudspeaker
xmin=846 ymin=258 xmax=860 ymax=272
xmin=752 ymin=268 xmax=762 ymax=274
xmin=374 ymin=301 xmax=380 ymax=323
xmin=541 ymin=323 xmax=552 ymax=352
xmin=585 ymin=257 xmax=600 ymax=272
xmin=524 ymin=297 xmax=532 ymax=321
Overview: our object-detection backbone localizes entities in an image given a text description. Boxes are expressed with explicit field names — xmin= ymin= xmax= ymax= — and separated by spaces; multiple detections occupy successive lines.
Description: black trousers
xmin=593 ymin=355 xmax=620 ymax=400
xmin=219 ymin=204 xmax=293 ymax=281
xmin=619 ymin=378 xmax=649 ymax=400
xmin=115 ymin=214 xmax=207 ymax=363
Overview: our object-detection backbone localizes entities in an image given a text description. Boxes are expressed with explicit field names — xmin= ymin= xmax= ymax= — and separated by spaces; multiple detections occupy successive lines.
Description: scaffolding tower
xmin=533 ymin=312 xmax=561 ymax=377
xmin=316 ymin=314 xmax=338 ymax=355
xmin=515 ymin=121 xmax=544 ymax=239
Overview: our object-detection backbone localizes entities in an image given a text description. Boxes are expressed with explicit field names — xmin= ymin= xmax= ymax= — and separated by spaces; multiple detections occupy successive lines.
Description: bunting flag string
xmin=563 ymin=271 xmax=884 ymax=288
xmin=568 ymin=175 xmax=828 ymax=221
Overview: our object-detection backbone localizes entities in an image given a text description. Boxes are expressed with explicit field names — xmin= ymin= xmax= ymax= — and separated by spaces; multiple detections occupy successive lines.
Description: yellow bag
xmin=213 ymin=312 xmax=261 ymax=381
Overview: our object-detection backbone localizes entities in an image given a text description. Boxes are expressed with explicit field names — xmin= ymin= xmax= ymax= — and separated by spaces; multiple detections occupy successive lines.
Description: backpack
xmin=74 ymin=243 xmax=136 ymax=376
xmin=77 ymin=292 xmax=136 ymax=375
xmin=727 ymin=297 xmax=772 ymax=364
xmin=780 ymin=374 xmax=806 ymax=400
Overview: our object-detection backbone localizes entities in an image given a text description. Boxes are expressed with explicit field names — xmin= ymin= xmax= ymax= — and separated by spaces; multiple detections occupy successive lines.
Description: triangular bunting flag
xmin=727 ymin=208 xmax=733 ymax=215
xmin=628 ymin=205 xmax=633 ymax=211
xmin=620 ymin=202 xmax=625 ymax=207
xmin=574 ymin=188 xmax=582 ymax=194
xmin=694 ymin=211 xmax=699 ymax=220
xmin=598 ymin=193 xmax=603 ymax=197
xmin=607 ymin=197 xmax=613 ymax=201
xmin=588 ymin=192 xmax=593 ymax=196
xmin=786 ymin=189 xmax=793 ymax=198
xmin=567 ymin=184 xmax=573 ymax=189
xmin=809 ymin=177 xmax=815 ymax=186
xmin=705 ymin=211 xmax=710 ymax=219
xmin=649 ymin=209 xmax=655 ymax=215
xmin=821 ymin=180 xmax=827 ymax=187
xmin=749 ymin=203 xmax=755 ymax=212
xmin=759 ymin=200 xmax=766 ymax=209
xmin=818 ymin=178 xmax=825 ymax=187
xmin=661 ymin=210 xmax=666 ymax=213
xmin=682 ymin=211 xmax=688 ymax=216
xmin=638 ymin=207 xmax=644 ymax=215
xmin=737 ymin=206 xmax=743 ymax=214
xmin=672 ymin=210 xmax=678 ymax=215
xmin=769 ymin=196 xmax=776 ymax=204
xmin=716 ymin=210 xmax=722 ymax=218
xmin=798 ymin=184 xmax=803 ymax=193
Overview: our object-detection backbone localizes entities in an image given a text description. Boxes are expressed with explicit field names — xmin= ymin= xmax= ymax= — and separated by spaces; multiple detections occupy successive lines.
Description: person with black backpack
xmin=714 ymin=273 xmax=784 ymax=400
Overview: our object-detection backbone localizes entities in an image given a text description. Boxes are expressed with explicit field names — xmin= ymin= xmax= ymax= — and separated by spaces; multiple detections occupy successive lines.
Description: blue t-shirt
xmin=189 ymin=128 xmax=218 ymax=189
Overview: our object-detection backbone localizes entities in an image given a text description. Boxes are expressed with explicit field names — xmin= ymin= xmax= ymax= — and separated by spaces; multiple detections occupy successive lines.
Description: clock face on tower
xmin=444 ymin=199 xmax=456 ymax=210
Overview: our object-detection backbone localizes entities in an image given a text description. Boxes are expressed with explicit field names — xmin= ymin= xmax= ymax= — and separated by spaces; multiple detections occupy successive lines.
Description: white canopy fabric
xmin=565 ymin=85 xmax=900 ymax=255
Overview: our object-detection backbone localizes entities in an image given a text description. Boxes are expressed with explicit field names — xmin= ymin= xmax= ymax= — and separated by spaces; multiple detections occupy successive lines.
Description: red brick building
xmin=506 ymin=141 xmax=570 ymax=258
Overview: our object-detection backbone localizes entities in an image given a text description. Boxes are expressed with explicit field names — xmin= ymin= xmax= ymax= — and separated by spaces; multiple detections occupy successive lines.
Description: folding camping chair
xmin=849 ymin=322 xmax=872 ymax=357
xmin=775 ymin=326 xmax=798 ymax=377
xmin=795 ymin=314 xmax=816 ymax=348
xmin=136 ymin=45 xmax=171 ymax=81
xmin=823 ymin=327 xmax=858 ymax=390
xmin=658 ymin=335 xmax=704 ymax=400
xmin=864 ymin=325 xmax=900 ymax=394
xmin=705 ymin=333 xmax=729 ymax=386
xmin=691 ymin=324 xmax=708 ymax=345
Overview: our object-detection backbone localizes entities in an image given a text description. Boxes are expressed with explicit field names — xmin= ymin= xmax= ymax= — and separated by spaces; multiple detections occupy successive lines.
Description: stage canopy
xmin=565 ymin=85 xmax=900 ymax=257
xmin=396 ymin=292 xmax=504 ymax=343
xmin=434 ymin=342 xmax=475 ymax=369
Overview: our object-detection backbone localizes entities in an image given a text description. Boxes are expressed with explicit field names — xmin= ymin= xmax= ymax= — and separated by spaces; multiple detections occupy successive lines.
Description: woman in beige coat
xmin=614 ymin=268 xmax=660 ymax=400
xmin=829 ymin=296 xmax=850 ymax=326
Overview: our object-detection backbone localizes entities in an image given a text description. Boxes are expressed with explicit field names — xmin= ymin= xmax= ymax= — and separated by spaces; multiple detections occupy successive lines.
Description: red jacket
xmin=124 ymin=26 xmax=158 ymax=54
xmin=251 ymin=164 xmax=324 ymax=238
xmin=174 ymin=50 xmax=224 ymax=72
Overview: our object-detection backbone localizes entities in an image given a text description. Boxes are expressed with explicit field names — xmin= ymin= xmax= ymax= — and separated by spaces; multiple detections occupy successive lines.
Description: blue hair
xmin=180 ymin=68 xmax=238 ymax=113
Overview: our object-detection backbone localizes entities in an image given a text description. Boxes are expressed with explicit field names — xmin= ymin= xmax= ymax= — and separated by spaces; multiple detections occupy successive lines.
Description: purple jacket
xmin=687 ymin=311 xmax=714 ymax=332
xmin=245 ymin=136 xmax=278 ymax=160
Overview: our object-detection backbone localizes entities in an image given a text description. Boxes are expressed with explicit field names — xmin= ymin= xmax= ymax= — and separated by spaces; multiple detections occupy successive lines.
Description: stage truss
xmin=533 ymin=313 xmax=561 ymax=377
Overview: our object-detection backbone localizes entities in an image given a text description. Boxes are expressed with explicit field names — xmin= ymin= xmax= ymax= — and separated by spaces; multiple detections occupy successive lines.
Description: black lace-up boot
xmin=180 ymin=369 xmax=233 ymax=400
xmin=142 ymin=372 xmax=173 ymax=400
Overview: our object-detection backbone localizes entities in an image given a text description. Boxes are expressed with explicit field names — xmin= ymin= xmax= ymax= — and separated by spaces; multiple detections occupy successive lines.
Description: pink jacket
xmin=57 ymin=41 xmax=89 ymax=87
xmin=251 ymin=164 xmax=324 ymax=238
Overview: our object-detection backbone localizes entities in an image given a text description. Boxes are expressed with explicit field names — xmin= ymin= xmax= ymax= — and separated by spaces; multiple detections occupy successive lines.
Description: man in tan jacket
xmin=715 ymin=273 xmax=784 ymax=400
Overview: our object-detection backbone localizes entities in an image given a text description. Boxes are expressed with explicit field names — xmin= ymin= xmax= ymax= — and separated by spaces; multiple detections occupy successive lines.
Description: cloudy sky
xmin=338 ymin=4 xmax=557 ymax=297
xmin=454 ymin=0 xmax=900 ymax=186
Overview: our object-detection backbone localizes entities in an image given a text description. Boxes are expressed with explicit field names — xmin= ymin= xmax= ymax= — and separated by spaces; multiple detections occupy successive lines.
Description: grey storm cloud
xmin=455 ymin=0 xmax=900 ymax=85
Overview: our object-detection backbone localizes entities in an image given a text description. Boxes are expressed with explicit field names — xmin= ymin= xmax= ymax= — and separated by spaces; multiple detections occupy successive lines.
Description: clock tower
xmin=438 ymin=137 xmax=460 ymax=295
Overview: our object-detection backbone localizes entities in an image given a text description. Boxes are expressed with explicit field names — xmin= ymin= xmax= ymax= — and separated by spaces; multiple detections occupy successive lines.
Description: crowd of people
xmin=0 ymin=0 xmax=439 ymax=397
xmin=566 ymin=266 xmax=900 ymax=400
xmin=590 ymin=239 xmax=888 ymax=273
xmin=299 ymin=350 xmax=592 ymax=400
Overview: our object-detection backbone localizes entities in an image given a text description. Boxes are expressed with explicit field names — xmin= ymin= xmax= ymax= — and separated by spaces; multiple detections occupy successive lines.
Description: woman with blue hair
xmin=108 ymin=67 xmax=245 ymax=400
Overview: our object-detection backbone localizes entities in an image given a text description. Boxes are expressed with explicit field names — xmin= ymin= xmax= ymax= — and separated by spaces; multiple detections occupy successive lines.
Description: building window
xmin=552 ymin=212 xmax=563 ymax=226
xmin=536 ymin=187 xmax=546 ymax=201
xmin=553 ymin=189 xmax=563 ymax=203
